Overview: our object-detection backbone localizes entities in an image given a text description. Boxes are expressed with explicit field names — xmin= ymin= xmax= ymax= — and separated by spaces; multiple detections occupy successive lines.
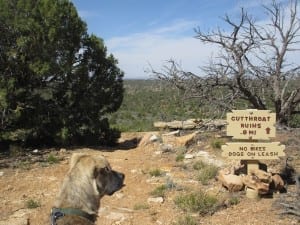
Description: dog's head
xmin=70 ymin=153 xmax=125 ymax=197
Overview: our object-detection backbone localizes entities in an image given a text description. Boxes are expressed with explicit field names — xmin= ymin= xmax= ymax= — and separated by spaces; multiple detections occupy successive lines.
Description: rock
xmin=105 ymin=212 xmax=126 ymax=222
xmin=249 ymin=168 xmax=272 ymax=183
xmin=271 ymin=174 xmax=285 ymax=192
xmin=32 ymin=149 xmax=39 ymax=154
xmin=195 ymin=150 xmax=209 ymax=157
xmin=139 ymin=133 xmax=159 ymax=147
xmin=242 ymin=175 xmax=269 ymax=194
xmin=184 ymin=154 xmax=194 ymax=159
xmin=115 ymin=192 xmax=125 ymax=199
xmin=59 ymin=148 xmax=67 ymax=153
xmin=150 ymin=134 xmax=159 ymax=142
xmin=153 ymin=119 xmax=226 ymax=130
xmin=147 ymin=197 xmax=164 ymax=204
xmin=162 ymin=130 xmax=180 ymax=136
xmin=161 ymin=131 xmax=198 ymax=147
xmin=195 ymin=150 xmax=223 ymax=167
xmin=153 ymin=120 xmax=199 ymax=129
xmin=175 ymin=132 xmax=198 ymax=147
xmin=0 ymin=171 xmax=4 ymax=176
xmin=159 ymin=143 xmax=173 ymax=152
xmin=216 ymin=169 xmax=244 ymax=192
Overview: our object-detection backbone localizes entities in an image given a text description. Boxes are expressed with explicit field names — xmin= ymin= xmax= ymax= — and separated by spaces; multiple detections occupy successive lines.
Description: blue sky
xmin=71 ymin=0 xmax=293 ymax=79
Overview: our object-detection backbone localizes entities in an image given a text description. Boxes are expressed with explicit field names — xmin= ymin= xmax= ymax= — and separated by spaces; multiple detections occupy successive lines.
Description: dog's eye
xmin=104 ymin=167 xmax=110 ymax=173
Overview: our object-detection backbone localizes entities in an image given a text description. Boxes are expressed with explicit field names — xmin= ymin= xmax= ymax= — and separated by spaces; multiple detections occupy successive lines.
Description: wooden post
xmin=246 ymin=160 xmax=260 ymax=199
xmin=221 ymin=109 xmax=284 ymax=199
xmin=246 ymin=160 xmax=259 ymax=175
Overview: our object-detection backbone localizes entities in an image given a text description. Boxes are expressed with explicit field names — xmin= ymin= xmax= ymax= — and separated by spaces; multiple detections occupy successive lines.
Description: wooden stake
xmin=247 ymin=160 xmax=259 ymax=175
xmin=246 ymin=160 xmax=260 ymax=199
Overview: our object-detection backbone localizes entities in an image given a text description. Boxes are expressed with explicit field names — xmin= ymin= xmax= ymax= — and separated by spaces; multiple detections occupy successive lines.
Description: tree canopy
xmin=151 ymin=0 xmax=300 ymax=126
xmin=0 ymin=0 xmax=124 ymax=147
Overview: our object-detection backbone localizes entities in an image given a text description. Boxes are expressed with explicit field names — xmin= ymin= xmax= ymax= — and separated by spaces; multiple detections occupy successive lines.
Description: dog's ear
xmin=70 ymin=153 xmax=87 ymax=169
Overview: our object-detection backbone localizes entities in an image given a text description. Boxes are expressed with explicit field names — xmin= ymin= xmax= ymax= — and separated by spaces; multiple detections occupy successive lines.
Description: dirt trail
xmin=0 ymin=131 xmax=299 ymax=225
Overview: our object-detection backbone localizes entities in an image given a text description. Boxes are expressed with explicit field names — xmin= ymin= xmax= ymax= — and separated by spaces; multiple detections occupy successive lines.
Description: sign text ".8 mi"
xmin=226 ymin=109 xmax=276 ymax=140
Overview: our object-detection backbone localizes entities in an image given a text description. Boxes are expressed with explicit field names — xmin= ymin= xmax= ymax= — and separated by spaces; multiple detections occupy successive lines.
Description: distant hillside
xmin=109 ymin=79 xmax=300 ymax=131
xmin=108 ymin=79 xmax=205 ymax=131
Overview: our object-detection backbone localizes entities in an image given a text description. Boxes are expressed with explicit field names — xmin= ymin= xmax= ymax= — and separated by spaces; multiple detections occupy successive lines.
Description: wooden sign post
xmin=222 ymin=109 xmax=285 ymax=198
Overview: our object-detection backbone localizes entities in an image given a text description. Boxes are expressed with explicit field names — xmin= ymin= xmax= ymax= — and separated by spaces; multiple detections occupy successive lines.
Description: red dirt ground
xmin=0 ymin=131 xmax=299 ymax=225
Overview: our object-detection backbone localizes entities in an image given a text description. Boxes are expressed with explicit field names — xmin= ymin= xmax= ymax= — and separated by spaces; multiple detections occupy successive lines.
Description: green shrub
xmin=47 ymin=153 xmax=59 ymax=164
xmin=149 ymin=168 xmax=164 ymax=177
xmin=197 ymin=164 xmax=218 ymax=185
xmin=150 ymin=185 xmax=168 ymax=197
xmin=210 ymin=138 xmax=225 ymax=149
xmin=173 ymin=215 xmax=198 ymax=225
xmin=174 ymin=191 xmax=218 ymax=214
xmin=175 ymin=146 xmax=187 ymax=162
xmin=165 ymin=177 xmax=178 ymax=190
xmin=26 ymin=199 xmax=41 ymax=209
xmin=176 ymin=153 xmax=185 ymax=162
xmin=17 ymin=160 xmax=31 ymax=170
xmin=228 ymin=196 xmax=240 ymax=205
xmin=9 ymin=144 xmax=24 ymax=157
xmin=193 ymin=160 xmax=206 ymax=170
xmin=288 ymin=114 xmax=300 ymax=128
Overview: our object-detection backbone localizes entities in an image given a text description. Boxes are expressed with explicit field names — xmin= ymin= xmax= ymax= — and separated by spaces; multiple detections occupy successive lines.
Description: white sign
xmin=222 ymin=142 xmax=285 ymax=160
xmin=226 ymin=109 xmax=276 ymax=140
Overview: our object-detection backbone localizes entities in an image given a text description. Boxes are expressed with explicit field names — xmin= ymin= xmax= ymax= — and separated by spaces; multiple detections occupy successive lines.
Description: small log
xmin=153 ymin=119 xmax=226 ymax=130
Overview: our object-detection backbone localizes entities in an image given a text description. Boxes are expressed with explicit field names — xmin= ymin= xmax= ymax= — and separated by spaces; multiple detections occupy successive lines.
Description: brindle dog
xmin=51 ymin=153 xmax=125 ymax=225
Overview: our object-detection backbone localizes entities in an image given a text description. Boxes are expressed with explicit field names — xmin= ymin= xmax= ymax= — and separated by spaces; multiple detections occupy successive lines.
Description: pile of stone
xmin=153 ymin=119 xmax=226 ymax=131
xmin=216 ymin=163 xmax=285 ymax=195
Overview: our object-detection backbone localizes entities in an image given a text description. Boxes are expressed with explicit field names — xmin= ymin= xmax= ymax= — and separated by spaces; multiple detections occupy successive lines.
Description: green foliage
xmin=17 ymin=160 xmax=32 ymax=170
xmin=150 ymin=184 xmax=168 ymax=197
xmin=47 ymin=153 xmax=59 ymax=164
xmin=228 ymin=196 xmax=240 ymax=206
xmin=175 ymin=154 xmax=185 ymax=162
xmin=25 ymin=199 xmax=41 ymax=209
xmin=196 ymin=164 xmax=218 ymax=185
xmin=173 ymin=215 xmax=198 ymax=225
xmin=174 ymin=191 xmax=218 ymax=214
xmin=175 ymin=146 xmax=187 ymax=162
xmin=149 ymin=168 xmax=164 ymax=177
xmin=210 ymin=138 xmax=225 ymax=149
xmin=193 ymin=160 xmax=218 ymax=185
xmin=150 ymin=178 xmax=178 ymax=197
xmin=0 ymin=0 xmax=123 ymax=148
xmin=192 ymin=160 xmax=206 ymax=170
xmin=288 ymin=114 xmax=300 ymax=128
xmin=108 ymin=80 xmax=205 ymax=132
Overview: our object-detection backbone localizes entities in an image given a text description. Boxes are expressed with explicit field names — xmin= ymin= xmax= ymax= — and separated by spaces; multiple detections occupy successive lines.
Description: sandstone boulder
xmin=271 ymin=174 xmax=285 ymax=192
xmin=242 ymin=175 xmax=269 ymax=194
xmin=248 ymin=168 xmax=272 ymax=183
xmin=216 ymin=169 xmax=244 ymax=192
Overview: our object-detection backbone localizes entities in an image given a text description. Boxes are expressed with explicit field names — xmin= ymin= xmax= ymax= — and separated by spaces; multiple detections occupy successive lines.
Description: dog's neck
xmin=54 ymin=171 xmax=101 ymax=216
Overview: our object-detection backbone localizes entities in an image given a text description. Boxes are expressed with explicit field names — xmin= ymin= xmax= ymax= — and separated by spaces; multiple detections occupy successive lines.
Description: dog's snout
xmin=118 ymin=172 xmax=125 ymax=181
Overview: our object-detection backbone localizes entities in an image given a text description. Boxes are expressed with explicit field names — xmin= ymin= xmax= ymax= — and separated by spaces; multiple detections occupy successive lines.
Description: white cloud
xmin=106 ymin=20 xmax=217 ymax=79
xmin=106 ymin=1 xmax=300 ymax=80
